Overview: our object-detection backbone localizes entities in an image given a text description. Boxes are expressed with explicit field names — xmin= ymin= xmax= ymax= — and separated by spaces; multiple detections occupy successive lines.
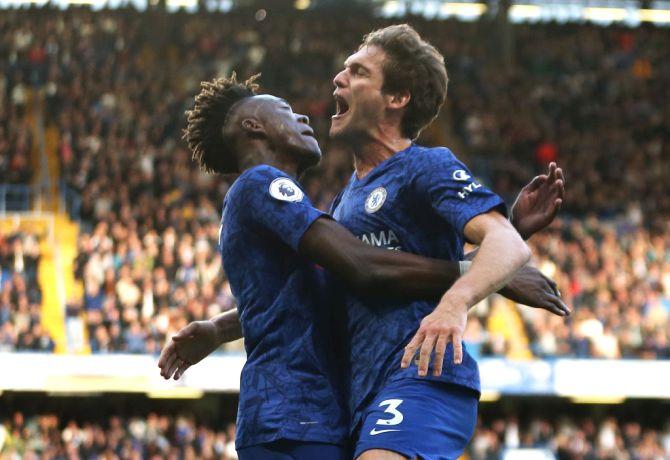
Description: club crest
xmin=365 ymin=187 xmax=387 ymax=213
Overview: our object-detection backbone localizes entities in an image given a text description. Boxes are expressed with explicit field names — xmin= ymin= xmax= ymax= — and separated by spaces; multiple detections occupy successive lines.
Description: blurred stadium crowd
xmin=469 ymin=415 xmax=670 ymax=459
xmin=1 ymin=411 xmax=669 ymax=459
xmin=0 ymin=8 xmax=669 ymax=359
xmin=0 ymin=411 xmax=238 ymax=459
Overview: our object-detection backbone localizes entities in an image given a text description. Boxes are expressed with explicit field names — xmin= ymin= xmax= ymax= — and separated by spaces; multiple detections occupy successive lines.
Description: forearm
xmin=299 ymin=218 xmax=461 ymax=299
xmin=465 ymin=249 xmax=542 ymax=302
xmin=209 ymin=308 xmax=243 ymax=344
xmin=445 ymin=228 xmax=530 ymax=308
xmin=353 ymin=248 xmax=462 ymax=298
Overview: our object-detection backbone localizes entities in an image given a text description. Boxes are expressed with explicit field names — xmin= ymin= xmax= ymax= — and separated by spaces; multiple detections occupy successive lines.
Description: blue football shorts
xmin=354 ymin=379 xmax=479 ymax=460
xmin=237 ymin=439 xmax=350 ymax=460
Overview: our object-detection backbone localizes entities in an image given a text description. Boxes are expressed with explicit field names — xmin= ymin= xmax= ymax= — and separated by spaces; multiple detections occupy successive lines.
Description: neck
xmin=350 ymin=131 xmax=411 ymax=179
xmin=237 ymin=144 xmax=300 ymax=178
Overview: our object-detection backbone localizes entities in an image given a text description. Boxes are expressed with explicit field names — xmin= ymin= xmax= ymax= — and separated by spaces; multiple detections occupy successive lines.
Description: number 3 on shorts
xmin=376 ymin=399 xmax=404 ymax=426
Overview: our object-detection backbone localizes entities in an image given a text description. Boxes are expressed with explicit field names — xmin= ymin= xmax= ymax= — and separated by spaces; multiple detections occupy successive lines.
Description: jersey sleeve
xmin=412 ymin=148 xmax=507 ymax=236
xmin=234 ymin=165 xmax=327 ymax=251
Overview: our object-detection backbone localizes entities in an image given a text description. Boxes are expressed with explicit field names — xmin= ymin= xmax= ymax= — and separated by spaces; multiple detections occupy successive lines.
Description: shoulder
xmin=406 ymin=145 xmax=469 ymax=187
xmin=228 ymin=165 xmax=308 ymax=207
xmin=407 ymin=145 xmax=459 ymax=170
xmin=235 ymin=164 xmax=290 ymax=188
xmin=230 ymin=165 xmax=299 ymax=196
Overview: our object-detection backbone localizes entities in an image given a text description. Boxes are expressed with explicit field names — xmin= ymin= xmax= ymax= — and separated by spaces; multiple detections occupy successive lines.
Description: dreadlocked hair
xmin=184 ymin=73 xmax=260 ymax=174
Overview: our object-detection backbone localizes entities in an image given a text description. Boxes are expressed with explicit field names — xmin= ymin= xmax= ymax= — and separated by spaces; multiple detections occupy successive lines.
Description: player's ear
xmin=385 ymin=90 xmax=410 ymax=110
xmin=241 ymin=118 xmax=266 ymax=138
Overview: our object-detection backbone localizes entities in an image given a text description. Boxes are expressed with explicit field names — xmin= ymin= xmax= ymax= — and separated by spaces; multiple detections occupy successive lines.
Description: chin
xmin=305 ymin=147 xmax=321 ymax=159
xmin=298 ymin=153 xmax=321 ymax=174
xmin=329 ymin=123 xmax=348 ymax=140
xmin=297 ymin=144 xmax=322 ymax=164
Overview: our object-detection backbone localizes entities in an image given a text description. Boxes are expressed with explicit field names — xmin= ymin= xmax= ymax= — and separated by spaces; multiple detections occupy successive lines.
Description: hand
xmin=499 ymin=265 xmax=570 ymax=316
xmin=158 ymin=320 xmax=221 ymax=380
xmin=511 ymin=162 xmax=565 ymax=239
xmin=400 ymin=297 xmax=468 ymax=377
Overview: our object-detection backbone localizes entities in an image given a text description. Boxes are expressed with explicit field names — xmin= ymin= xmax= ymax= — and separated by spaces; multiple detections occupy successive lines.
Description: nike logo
xmin=369 ymin=428 xmax=401 ymax=436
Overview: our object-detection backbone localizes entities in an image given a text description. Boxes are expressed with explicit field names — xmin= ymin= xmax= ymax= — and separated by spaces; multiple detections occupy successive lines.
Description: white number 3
xmin=375 ymin=399 xmax=404 ymax=426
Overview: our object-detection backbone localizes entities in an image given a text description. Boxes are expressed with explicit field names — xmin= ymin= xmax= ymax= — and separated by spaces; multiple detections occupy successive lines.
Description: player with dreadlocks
xmin=158 ymin=74 xmax=568 ymax=459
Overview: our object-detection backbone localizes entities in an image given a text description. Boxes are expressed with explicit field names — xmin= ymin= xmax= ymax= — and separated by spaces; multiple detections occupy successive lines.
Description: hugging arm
xmin=298 ymin=217 xmax=462 ymax=298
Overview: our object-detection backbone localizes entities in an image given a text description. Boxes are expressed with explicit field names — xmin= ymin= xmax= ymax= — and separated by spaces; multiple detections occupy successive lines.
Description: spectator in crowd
xmin=0 ymin=232 xmax=54 ymax=353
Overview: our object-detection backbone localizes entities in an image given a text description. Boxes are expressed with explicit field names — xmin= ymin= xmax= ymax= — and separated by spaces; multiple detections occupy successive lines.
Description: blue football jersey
xmin=331 ymin=144 xmax=507 ymax=431
xmin=219 ymin=164 xmax=347 ymax=449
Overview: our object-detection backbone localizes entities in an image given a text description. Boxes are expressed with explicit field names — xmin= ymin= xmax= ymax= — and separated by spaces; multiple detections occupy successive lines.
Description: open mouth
xmin=332 ymin=94 xmax=350 ymax=119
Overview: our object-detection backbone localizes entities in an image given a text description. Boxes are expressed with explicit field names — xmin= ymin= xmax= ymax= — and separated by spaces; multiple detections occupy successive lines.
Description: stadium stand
xmin=1 ymin=8 xmax=669 ymax=357
xmin=1 ymin=410 xmax=668 ymax=459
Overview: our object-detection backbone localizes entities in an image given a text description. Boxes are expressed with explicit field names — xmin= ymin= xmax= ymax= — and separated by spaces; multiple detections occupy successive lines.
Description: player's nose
xmin=333 ymin=69 xmax=347 ymax=88
xmin=296 ymin=113 xmax=310 ymax=125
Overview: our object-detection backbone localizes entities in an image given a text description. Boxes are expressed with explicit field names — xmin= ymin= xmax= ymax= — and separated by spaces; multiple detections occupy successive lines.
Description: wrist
xmin=210 ymin=318 xmax=228 ymax=345
xmin=509 ymin=212 xmax=529 ymax=240
xmin=517 ymin=228 xmax=531 ymax=241
xmin=439 ymin=288 xmax=473 ymax=311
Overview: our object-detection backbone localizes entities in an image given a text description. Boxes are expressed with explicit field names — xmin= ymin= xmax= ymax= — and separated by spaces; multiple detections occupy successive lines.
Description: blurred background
xmin=1 ymin=0 xmax=669 ymax=458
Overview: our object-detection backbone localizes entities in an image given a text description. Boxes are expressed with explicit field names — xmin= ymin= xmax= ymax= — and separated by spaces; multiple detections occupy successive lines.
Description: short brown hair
xmin=184 ymin=73 xmax=259 ymax=174
xmin=361 ymin=24 xmax=448 ymax=139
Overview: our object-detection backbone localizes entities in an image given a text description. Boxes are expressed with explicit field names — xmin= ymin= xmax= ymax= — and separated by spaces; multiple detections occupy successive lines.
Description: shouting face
xmin=330 ymin=45 xmax=390 ymax=141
